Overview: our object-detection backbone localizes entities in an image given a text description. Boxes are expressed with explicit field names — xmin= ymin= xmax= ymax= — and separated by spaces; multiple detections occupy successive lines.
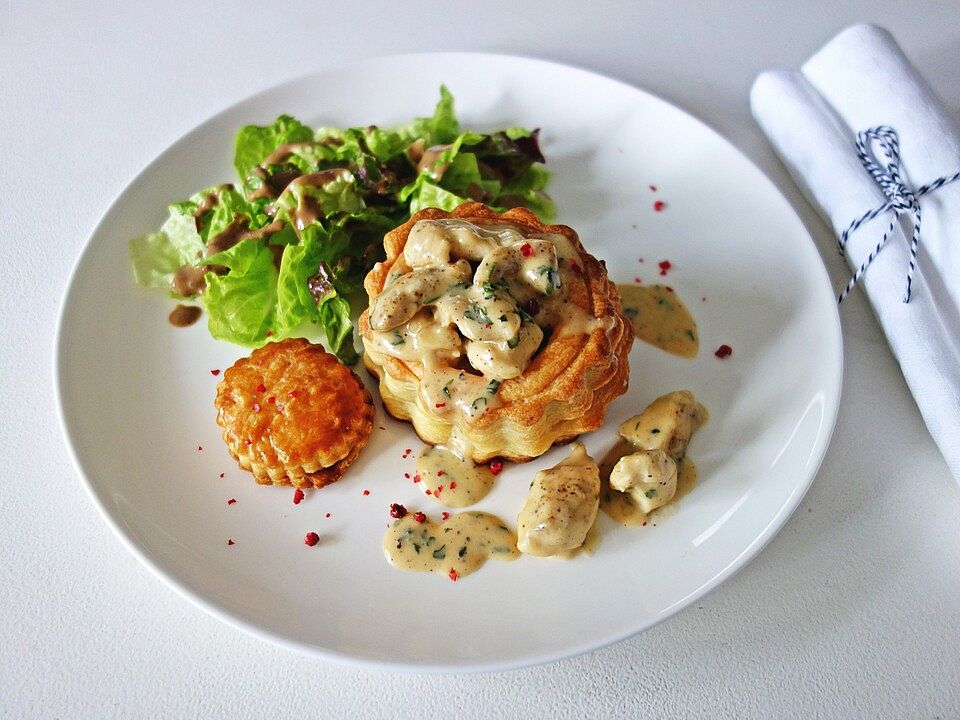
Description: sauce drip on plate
xmin=618 ymin=284 xmax=698 ymax=357
xmin=415 ymin=445 xmax=495 ymax=507
xmin=383 ymin=511 xmax=519 ymax=578
xmin=168 ymin=304 xmax=202 ymax=327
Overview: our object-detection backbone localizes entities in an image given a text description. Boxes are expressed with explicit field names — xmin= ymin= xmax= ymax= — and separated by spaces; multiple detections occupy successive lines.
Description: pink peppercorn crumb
xmin=210 ymin=369 xmax=221 ymax=376
xmin=325 ymin=512 xmax=331 ymax=518
xmin=442 ymin=512 xmax=451 ymax=520
xmin=255 ymin=383 xmax=266 ymax=393
xmin=363 ymin=489 xmax=370 ymax=496
xmin=304 ymin=532 xmax=320 ymax=547
xmin=413 ymin=512 xmax=427 ymax=523
xmin=448 ymin=568 xmax=459 ymax=582
xmin=715 ymin=344 xmax=734 ymax=359
xmin=653 ymin=200 xmax=666 ymax=212
xmin=227 ymin=539 xmax=235 ymax=546
xmin=390 ymin=503 xmax=407 ymax=519
xmin=219 ymin=472 xmax=225 ymax=479
xmin=227 ymin=498 xmax=236 ymax=505
xmin=489 ymin=460 xmax=504 ymax=475
xmin=293 ymin=488 xmax=304 ymax=505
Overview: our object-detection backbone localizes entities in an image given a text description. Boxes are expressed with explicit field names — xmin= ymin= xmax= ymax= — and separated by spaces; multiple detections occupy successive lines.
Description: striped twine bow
xmin=838 ymin=125 xmax=960 ymax=303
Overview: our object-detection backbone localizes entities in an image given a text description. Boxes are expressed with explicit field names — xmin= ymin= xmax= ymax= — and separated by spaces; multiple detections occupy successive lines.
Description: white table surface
xmin=4 ymin=1 xmax=959 ymax=717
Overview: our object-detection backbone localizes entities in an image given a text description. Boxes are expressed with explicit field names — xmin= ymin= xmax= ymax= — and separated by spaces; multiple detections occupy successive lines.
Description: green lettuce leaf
xmin=400 ymin=174 xmax=468 ymax=213
xmin=499 ymin=164 xmax=555 ymax=221
xmin=234 ymin=115 xmax=314 ymax=188
xmin=402 ymin=85 xmax=459 ymax=146
xmin=318 ymin=294 xmax=357 ymax=363
xmin=203 ymin=241 xmax=278 ymax=346
xmin=274 ymin=170 xmax=365 ymax=228
xmin=128 ymin=205 xmax=205 ymax=291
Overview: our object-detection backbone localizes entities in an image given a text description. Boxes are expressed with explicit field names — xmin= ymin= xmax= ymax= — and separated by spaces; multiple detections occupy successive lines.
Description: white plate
xmin=55 ymin=53 xmax=842 ymax=672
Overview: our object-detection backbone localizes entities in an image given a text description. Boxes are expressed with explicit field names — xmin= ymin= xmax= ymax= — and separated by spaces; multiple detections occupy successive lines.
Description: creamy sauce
xmin=555 ymin=519 xmax=602 ymax=559
xmin=599 ymin=439 xmax=698 ymax=526
xmin=366 ymin=219 xmax=615 ymax=430
xmin=516 ymin=443 xmax=600 ymax=557
xmin=415 ymin=444 xmax=494 ymax=508
xmin=168 ymin=304 xmax=201 ymax=327
xmin=618 ymin=284 xmax=698 ymax=357
xmin=383 ymin=511 xmax=519 ymax=578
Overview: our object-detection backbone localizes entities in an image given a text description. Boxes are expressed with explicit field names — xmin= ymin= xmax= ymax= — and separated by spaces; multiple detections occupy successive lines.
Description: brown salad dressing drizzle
xmin=168 ymin=304 xmax=202 ymax=327
xmin=618 ymin=284 xmax=699 ymax=357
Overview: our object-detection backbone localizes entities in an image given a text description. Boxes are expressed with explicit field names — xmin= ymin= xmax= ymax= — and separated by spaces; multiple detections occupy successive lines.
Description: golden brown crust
xmin=215 ymin=338 xmax=374 ymax=488
xmin=359 ymin=203 xmax=633 ymax=463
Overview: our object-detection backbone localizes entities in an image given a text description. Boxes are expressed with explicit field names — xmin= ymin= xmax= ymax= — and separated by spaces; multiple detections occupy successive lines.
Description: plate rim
xmin=53 ymin=50 xmax=843 ymax=673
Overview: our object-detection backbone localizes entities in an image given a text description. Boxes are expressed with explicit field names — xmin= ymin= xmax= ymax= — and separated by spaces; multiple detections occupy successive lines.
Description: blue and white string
xmin=837 ymin=125 xmax=960 ymax=303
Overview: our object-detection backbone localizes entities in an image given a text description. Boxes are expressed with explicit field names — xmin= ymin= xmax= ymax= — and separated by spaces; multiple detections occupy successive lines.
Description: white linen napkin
xmin=750 ymin=24 xmax=960 ymax=484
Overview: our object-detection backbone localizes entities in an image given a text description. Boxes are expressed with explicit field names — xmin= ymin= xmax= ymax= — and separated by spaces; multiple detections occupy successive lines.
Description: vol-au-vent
xmin=360 ymin=202 xmax=634 ymax=464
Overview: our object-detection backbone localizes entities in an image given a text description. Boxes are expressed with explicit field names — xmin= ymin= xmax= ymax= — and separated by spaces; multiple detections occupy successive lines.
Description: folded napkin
xmin=751 ymin=24 xmax=960 ymax=484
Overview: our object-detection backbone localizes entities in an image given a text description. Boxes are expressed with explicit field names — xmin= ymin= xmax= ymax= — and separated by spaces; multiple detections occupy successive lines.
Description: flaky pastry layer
xmin=215 ymin=338 xmax=374 ymax=487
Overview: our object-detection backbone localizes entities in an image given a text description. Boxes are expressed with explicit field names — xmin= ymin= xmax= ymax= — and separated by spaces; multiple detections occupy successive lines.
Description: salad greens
xmin=129 ymin=86 xmax=553 ymax=362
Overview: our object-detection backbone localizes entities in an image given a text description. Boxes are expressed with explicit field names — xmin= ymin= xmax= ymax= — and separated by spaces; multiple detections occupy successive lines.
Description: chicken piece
xmin=517 ymin=443 xmax=600 ymax=557
xmin=466 ymin=323 xmax=543 ymax=379
xmin=618 ymin=390 xmax=707 ymax=460
xmin=609 ymin=449 xmax=678 ymax=514
xmin=403 ymin=219 xmax=507 ymax=267
xmin=368 ymin=261 xmax=470 ymax=331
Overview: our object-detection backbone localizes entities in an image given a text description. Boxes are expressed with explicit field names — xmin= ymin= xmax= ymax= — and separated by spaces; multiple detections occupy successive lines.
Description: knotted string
xmin=837 ymin=125 xmax=960 ymax=303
